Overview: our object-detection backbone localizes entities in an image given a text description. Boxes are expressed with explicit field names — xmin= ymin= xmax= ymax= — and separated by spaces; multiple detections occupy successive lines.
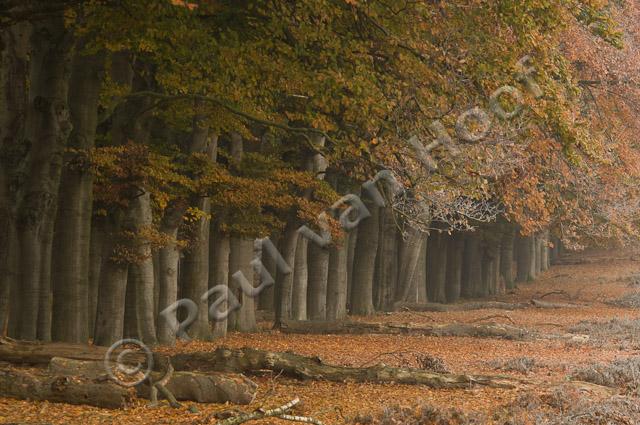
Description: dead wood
xmin=0 ymin=337 xmax=144 ymax=366
xmin=0 ymin=367 xmax=135 ymax=409
xmin=467 ymin=314 xmax=516 ymax=325
xmin=530 ymin=299 xmax=580 ymax=309
xmin=171 ymin=347 xmax=521 ymax=389
xmin=279 ymin=320 xmax=529 ymax=340
xmin=213 ymin=397 xmax=324 ymax=425
xmin=48 ymin=357 xmax=258 ymax=405
xmin=394 ymin=301 xmax=529 ymax=312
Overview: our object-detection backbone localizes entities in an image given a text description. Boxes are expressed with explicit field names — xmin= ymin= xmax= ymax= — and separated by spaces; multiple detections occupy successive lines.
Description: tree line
xmin=0 ymin=0 xmax=635 ymax=347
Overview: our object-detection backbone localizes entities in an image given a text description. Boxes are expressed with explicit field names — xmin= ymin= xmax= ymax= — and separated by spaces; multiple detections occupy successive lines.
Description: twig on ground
xmin=215 ymin=398 xmax=324 ymax=425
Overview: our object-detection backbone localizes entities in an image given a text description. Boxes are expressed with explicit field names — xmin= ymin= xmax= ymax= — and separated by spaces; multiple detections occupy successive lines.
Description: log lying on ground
xmin=280 ymin=320 xmax=530 ymax=340
xmin=0 ymin=367 xmax=134 ymax=409
xmin=394 ymin=301 xmax=529 ymax=312
xmin=48 ymin=357 xmax=258 ymax=405
xmin=530 ymin=299 xmax=580 ymax=309
xmin=0 ymin=337 xmax=144 ymax=366
xmin=171 ymin=347 xmax=520 ymax=389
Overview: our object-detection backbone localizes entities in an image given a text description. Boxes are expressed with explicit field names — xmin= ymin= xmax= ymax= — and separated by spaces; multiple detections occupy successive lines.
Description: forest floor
xmin=3 ymin=248 xmax=640 ymax=424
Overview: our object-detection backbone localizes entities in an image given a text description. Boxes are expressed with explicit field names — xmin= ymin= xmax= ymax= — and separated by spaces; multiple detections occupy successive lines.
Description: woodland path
xmin=2 ymin=248 xmax=640 ymax=424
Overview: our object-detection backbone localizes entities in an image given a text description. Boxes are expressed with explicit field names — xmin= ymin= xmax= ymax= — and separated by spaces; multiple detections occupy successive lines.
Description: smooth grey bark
xmin=228 ymin=237 xmax=256 ymax=332
xmin=211 ymin=232 xmax=230 ymax=338
xmin=0 ymin=23 xmax=30 ymax=336
xmin=181 ymin=203 xmax=212 ymax=340
xmin=180 ymin=125 xmax=217 ymax=340
xmin=346 ymin=226 xmax=358 ymax=308
xmin=257 ymin=234 xmax=276 ymax=312
xmin=395 ymin=227 xmax=426 ymax=303
xmin=275 ymin=221 xmax=298 ymax=326
xmin=550 ymin=236 xmax=560 ymax=264
xmin=515 ymin=234 xmax=531 ymax=282
xmin=530 ymin=235 xmax=539 ymax=280
xmin=500 ymin=224 xmax=516 ymax=289
xmin=156 ymin=205 xmax=181 ymax=345
xmin=127 ymin=192 xmax=157 ymax=345
xmin=226 ymin=133 xmax=256 ymax=332
xmin=540 ymin=230 xmax=550 ymax=271
xmin=482 ymin=227 xmax=501 ymax=296
xmin=326 ymin=235 xmax=348 ymax=321
xmin=306 ymin=241 xmax=329 ymax=320
xmin=416 ymin=237 xmax=428 ymax=303
xmin=36 ymin=210 xmax=55 ymax=341
xmin=350 ymin=198 xmax=380 ymax=316
xmin=51 ymin=49 xmax=103 ymax=343
xmin=375 ymin=207 xmax=398 ymax=311
xmin=123 ymin=260 xmax=139 ymax=339
xmin=291 ymin=235 xmax=308 ymax=321
xmin=93 ymin=212 xmax=129 ymax=346
xmin=461 ymin=232 xmax=482 ymax=298
xmin=16 ymin=13 xmax=74 ymax=340
xmin=307 ymin=136 xmax=329 ymax=319
xmin=534 ymin=234 xmax=542 ymax=276
xmin=445 ymin=233 xmax=464 ymax=303
xmin=427 ymin=231 xmax=448 ymax=303
xmin=93 ymin=53 xmax=134 ymax=347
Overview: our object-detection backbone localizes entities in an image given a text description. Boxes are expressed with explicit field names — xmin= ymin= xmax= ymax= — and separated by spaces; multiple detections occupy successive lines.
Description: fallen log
xmin=530 ymin=299 xmax=580 ymax=309
xmin=0 ymin=367 xmax=134 ymax=409
xmin=171 ymin=347 xmax=520 ymax=389
xmin=280 ymin=320 xmax=529 ymax=340
xmin=48 ymin=357 xmax=258 ymax=405
xmin=394 ymin=301 xmax=529 ymax=312
xmin=0 ymin=337 xmax=144 ymax=366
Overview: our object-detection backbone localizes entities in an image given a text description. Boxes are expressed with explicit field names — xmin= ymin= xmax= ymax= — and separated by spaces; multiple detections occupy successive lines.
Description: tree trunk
xmin=515 ymin=234 xmax=534 ymax=282
xmin=93 ymin=213 xmax=129 ymax=347
xmin=127 ymin=192 xmax=157 ymax=345
xmin=51 ymin=50 xmax=103 ymax=343
xmin=350 ymin=198 xmax=379 ymax=316
xmin=0 ymin=368 xmax=134 ymax=409
xmin=306 ymin=242 xmax=329 ymax=320
xmin=375 ymin=208 xmax=398 ymax=310
xmin=461 ymin=232 xmax=482 ymax=298
xmin=257 ymin=233 xmax=276 ymax=312
xmin=326 ymin=235 xmax=348 ymax=321
xmin=181 ymin=204 xmax=212 ymax=340
xmin=528 ymin=236 xmax=537 ymax=280
xmin=156 ymin=205 xmax=182 ymax=345
xmin=427 ymin=231 xmax=448 ymax=303
xmin=534 ymin=234 xmax=542 ymax=276
xmin=180 ymin=127 xmax=216 ymax=340
xmin=228 ymin=237 xmax=257 ymax=332
xmin=0 ymin=22 xmax=30 ymax=337
xmin=88 ymin=217 xmax=104 ymax=339
xmin=482 ymin=226 xmax=501 ymax=296
xmin=211 ymin=232 xmax=230 ymax=337
xmin=171 ymin=347 xmax=518 ymax=389
xmin=395 ymin=227 xmax=426 ymax=303
xmin=500 ymin=224 xmax=516 ymax=289
xmin=226 ymin=133 xmax=256 ymax=332
xmin=16 ymin=12 xmax=74 ymax=341
xmin=541 ymin=230 xmax=550 ymax=271
xmin=275 ymin=221 xmax=298 ymax=326
xmin=291 ymin=234 xmax=308 ymax=321
xmin=445 ymin=233 xmax=464 ymax=303
xmin=280 ymin=320 xmax=528 ymax=340
xmin=346 ymin=227 xmax=358 ymax=308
